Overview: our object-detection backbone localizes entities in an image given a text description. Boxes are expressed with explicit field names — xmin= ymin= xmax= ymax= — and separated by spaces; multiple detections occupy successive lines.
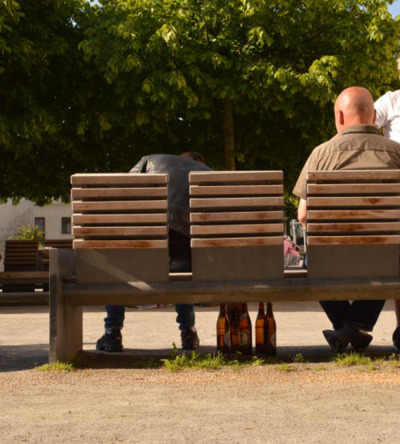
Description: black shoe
xmin=323 ymin=330 xmax=349 ymax=353
xmin=393 ymin=326 xmax=400 ymax=351
xmin=349 ymin=329 xmax=373 ymax=352
xmin=181 ymin=329 xmax=200 ymax=350
xmin=323 ymin=326 xmax=372 ymax=353
xmin=96 ymin=330 xmax=123 ymax=352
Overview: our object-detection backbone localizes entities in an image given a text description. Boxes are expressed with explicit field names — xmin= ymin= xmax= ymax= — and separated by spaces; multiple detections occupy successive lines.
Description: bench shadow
xmin=0 ymin=344 xmax=48 ymax=373
xmin=1 ymin=343 xmax=397 ymax=372
xmin=76 ymin=344 xmax=397 ymax=369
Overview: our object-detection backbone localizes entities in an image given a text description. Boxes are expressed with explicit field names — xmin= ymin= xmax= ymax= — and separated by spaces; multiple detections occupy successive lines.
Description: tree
xmin=0 ymin=0 xmax=399 ymax=203
xmin=80 ymin=0 xmax=400 ymax=180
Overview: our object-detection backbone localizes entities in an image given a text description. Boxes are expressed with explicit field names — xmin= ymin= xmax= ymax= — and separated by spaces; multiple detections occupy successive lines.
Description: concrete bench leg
xmin=49 ymin=248 xmax=82 ymax=363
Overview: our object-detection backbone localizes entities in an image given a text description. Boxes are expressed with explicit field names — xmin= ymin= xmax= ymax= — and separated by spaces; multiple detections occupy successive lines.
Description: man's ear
xmin=372 ymin=109 xmax=376 ymax=125
xmin=338 ymin=110 xmax=345 ymax=126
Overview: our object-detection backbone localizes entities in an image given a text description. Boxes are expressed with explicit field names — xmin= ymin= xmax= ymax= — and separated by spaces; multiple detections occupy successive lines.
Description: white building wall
xmin=0 ymin=199 xmax=35 ymax=270
xmin=33 ymin=202 xmax=72 ymax=240
xmin=0 ymin=200 xmax=72 ymax=270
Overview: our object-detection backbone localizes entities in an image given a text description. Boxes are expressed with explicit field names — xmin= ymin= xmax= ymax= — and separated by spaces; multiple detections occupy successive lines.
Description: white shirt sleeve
xmin=374 ymin=92 xmax=392 ymax=128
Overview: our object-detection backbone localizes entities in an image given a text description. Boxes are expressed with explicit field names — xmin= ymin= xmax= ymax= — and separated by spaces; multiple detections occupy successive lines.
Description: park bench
xmin=49 ymin=170 xmax=400 ymax=363
xmin=0 ymin=240 xmax=49 ymax=303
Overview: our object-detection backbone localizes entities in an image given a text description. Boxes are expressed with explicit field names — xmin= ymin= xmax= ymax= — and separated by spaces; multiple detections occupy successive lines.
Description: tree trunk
xmin=223 ymin=98 xmax=235 ymax=170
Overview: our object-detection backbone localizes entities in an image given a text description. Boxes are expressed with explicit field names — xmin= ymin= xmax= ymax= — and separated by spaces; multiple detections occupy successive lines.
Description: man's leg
xmin=319 ymin=300 xmax=349 ymax=331
xmin=347 ymin=300 xmax=385 ymax=331
xmin=321 ymin=300 xmax=384 ymax=352
xmin=176 ymin=304 xmax=195 ymax=332
xmin=175 ymin=303 xmax=199 ymax=350
xmin=96 ymin=305 xmax=125 ymax=352
xmin=393 ymin=300 xmax=400 ymax=350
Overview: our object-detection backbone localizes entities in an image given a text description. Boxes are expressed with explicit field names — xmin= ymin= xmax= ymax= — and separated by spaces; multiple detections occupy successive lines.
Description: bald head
xmin=334 ymin=86 xmax=376 ymax=133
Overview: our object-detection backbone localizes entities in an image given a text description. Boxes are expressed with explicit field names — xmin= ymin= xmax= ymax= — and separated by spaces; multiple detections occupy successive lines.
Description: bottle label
xmin=270 ymin=332 xmax=276 ymax=348
xmin=238 ymin=331 xmax=249 ymax=346
xmin=224 ymin=330 xmax=231 ymax=347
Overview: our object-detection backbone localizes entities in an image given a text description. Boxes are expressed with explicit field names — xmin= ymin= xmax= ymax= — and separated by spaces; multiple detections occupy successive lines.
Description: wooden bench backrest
xmin=306 ymin=170 xmax=400 ymax=278
xmin=44 ymin=239 xmax=73 ymax=249
xmin=71 ymin=173 xmax=169 ymax=284
xmin=189 ymin=171 xmax=284 ymax=281
xmin=4 ymin=240 xmax=39 ymax=271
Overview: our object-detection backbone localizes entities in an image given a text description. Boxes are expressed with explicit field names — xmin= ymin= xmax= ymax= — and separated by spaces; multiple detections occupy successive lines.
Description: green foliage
xmin=276 ymin=362 xmax=294 ymax=372
xmin=1 ymin=0 xmax=399 ymax=202
xmin=292 ymin=353 xmax=307 ymax=363
xmin=162 ymin=351 xmax=228 ymax=372
xmin=37 ymin=361 xmax=75 ymax=371
xmin=8 ymin=224 xmax=44 ymax=243
xmin=334 ymin=352 xmax=372 ymax=367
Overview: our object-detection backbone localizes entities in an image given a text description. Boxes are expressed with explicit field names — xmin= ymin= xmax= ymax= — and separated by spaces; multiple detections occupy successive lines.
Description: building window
xmin=34 ymin=217 xmax=45 ymax=234
xmin=61 ymin=217 xmax=71 ymax=234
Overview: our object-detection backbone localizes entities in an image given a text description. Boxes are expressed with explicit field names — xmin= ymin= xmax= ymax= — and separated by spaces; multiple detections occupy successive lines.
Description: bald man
xmin=293 ymin=86 xmax=400 ymax=352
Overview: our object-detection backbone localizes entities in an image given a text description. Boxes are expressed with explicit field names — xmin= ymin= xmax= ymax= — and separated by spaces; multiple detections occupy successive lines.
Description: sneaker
xmin=349 ymin=329 xmax=373 ymax=352
xmin=96 ymin=330 xmax=123 ymax=352
xmin=393 ymin=326 xmax=400 ymax=351
xmin=323 ymin=330 xmax=349 ymax=353
xmin=181 ymin=329 xmax=200 ymax=350
xmin=323 ymin=326 xmax=372 ymax=353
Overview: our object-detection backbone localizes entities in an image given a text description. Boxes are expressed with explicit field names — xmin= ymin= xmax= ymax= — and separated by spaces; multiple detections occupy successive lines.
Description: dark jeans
xmin=303 ymin=253 xmax=385 ymax=331
xmin=105 ymin=230 xmax=195 ymax=332
xmin=105 ymin=303 xmax=195 ymax=332
xmin=319 ymin=300 xmax=385 ymax=332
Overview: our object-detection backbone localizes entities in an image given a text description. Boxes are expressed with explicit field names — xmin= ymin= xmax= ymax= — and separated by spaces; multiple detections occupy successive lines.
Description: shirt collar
xmin=340 ymin=124 xmax=381 ymax=136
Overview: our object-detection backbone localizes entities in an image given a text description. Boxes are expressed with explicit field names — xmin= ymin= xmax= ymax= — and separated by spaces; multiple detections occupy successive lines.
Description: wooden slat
xmin=191 ymin=223 xmax=284 ymax=236
xmin=307 ymin=222 xmax=400 ymax=233
xmin=307 ymin=209 xmax=400 ymax=220
xmin=72 ymin=200 xmax=167 ymax=212
xmin=73 ymin=214 xmax=168 ymax=225
xmin=307 ymin=170 xmax=400 ymax=181
xmin=307 ymin=183 xmax=400 ymax=195
xmin=307 ymin=196 xmax=400 ymax=207
xmin=44 ymin=240 xmax=73 ymax=249
xmin=71 ymin=187 xmax=167 ymax=199
xmin=71 ymin=174 xmax=168 ymax=186
xmin=190 ymin=211 xmax=284 ymax=223
xmin=308 ymin=235 xmax=400 ymax=245
xmin=73 ymin=226 xmax=168 ymax=237
xmin=189 ymin=171 xmax=283 ymax=183
xmin=0 ymin=271 xmax=48 ymax=284
xmin=191 ymin=237 xmax=283 ymax=247
xmin=190 ymin=197 xmax=282 ymax=209
xmin=189 ymin=184 xmax=283 ymax=196
xmin=73 ymin=239 xmax=168 ymax=249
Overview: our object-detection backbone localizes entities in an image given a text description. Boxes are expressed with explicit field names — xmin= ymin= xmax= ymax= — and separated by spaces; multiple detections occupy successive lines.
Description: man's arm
xmin=374 ymin=92 xmax=390 ymax=128
xmin=297 ymin=198 xmax=307 ymax=226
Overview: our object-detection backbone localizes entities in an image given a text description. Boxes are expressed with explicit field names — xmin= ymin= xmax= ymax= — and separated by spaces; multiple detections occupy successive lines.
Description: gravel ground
xmin=1 ymin=302 xmax=400 ymax=443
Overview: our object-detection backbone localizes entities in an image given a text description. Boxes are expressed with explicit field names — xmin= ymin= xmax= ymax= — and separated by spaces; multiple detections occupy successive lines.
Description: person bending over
xmin=96 ymin=151 xmax=212 ymax=352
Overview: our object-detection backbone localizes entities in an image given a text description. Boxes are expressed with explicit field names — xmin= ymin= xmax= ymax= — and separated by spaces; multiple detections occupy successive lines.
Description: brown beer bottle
xmin=255 ymin=302 xmax=265 ymax=355
xmin=265 ymin=302 xmax=277 ymax=356
xmin=227 ymin=303 xmax=239 ymax=353
xmin=238 ymin=303 xmax=252 ymax=355
xmin=216 ymin=304 xmax=231 ymax=354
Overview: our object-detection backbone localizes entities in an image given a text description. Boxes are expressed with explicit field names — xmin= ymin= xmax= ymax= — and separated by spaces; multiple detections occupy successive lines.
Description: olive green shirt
xmin=293 ymin=124 xmax=400 ymax=199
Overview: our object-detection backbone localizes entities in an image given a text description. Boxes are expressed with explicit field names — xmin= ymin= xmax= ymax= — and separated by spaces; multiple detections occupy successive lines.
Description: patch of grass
xmin=37 ymin=361 xmax=75 ymax=372
xmin=292 ymin=353 xmax=307 ymax=364
xmin=387 ymin=353 xmax=400 ymax=367
xmin=315 ymin=365 xmax=327 ymax=371
xmin=162 ymin=351 xmax=227 ymax=372
xmin=276 ymin=363 xmax=293 ymax=372
xmin=334 ymin=352 xmax=372 ymax=367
